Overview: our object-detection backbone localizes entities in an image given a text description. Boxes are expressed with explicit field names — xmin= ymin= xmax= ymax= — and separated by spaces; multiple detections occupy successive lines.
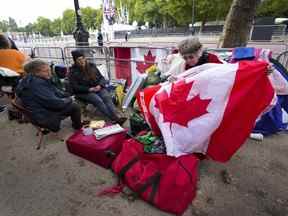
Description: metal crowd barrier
xmin=18 ymin=47 xmax=34 ymax=57
xmin=63 ymin=46 xmax=110 ymax=79
xmin=18 ymin=42 xmax=288 ymax=82
xmin=33 ymin=47 xmax=65 ymax=64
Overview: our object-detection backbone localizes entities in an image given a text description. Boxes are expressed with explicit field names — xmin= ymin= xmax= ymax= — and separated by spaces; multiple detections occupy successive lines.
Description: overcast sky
xmin=0 ymin=0 xmax=102 ymax=26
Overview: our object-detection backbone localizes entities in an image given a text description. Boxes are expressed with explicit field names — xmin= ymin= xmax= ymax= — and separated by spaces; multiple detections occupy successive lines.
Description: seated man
xmin=69 ymin=49 xmax=126 ymax=125
xmin=164 ymin=37 xmax=222 ymax=80
xmin=16 ymin=59 xmax=82 ymax=132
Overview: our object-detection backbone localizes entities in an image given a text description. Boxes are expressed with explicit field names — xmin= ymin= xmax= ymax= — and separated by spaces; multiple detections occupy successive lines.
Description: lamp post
xmin=73 ymin=0 xmax=89 ymax=46
xmin=191 ymin=0 xmax=195 ymax=35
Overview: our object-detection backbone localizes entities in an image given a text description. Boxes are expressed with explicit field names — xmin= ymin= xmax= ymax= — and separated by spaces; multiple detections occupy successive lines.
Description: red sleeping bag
xmin=66 ymin=129 xmax=127 ymax=169
xmin=112 ymin=139 xmax=199 ymax=215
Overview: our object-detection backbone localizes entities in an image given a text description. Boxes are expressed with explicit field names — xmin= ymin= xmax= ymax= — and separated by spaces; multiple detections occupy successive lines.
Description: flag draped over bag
xmin=138 ymin=61 xmax=275 ymax=162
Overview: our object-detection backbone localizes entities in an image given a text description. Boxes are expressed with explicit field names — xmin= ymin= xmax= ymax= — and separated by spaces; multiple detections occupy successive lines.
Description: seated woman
xmin=0 ymin=34 xmax=28 ymax=112
xmin=0 ymin=34 xmax=28 ymax=75
xmin=69 ymin=50 xmax=126 ymax=125
xmin=16 ymin=59 xmax=82 ymax=132
xmin=164 ymin=37 xmax=222 ymax=80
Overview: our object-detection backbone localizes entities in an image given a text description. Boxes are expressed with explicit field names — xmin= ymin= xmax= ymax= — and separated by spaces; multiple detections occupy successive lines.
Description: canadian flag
xmin=114 ymin=47 xmax=168 ymax=86
xmin=138 ymin=61 xmax=275 ymax=162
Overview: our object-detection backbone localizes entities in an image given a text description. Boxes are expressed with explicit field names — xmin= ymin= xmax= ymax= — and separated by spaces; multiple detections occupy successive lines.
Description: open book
xmin=94 ymin=124 xmax=125 ymax=140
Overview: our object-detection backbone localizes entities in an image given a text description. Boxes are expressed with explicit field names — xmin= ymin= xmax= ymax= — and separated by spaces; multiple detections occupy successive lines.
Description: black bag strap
xmin=136 ymin=172 xmax=161 ymax=203
xmin=177 ymin=160 xmax=193 ymax=183
xmin=117 ymin=155 xmax=161 ymax=204
xmin=118 ymin=156 xmax=139 ymax=179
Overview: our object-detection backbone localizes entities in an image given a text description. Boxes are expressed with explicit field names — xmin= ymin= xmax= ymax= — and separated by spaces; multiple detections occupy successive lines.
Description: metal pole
xmin=192 ymin=0 xmax=195 ymax=35
xmin=73 ymin=0 xmax=89 ymax=47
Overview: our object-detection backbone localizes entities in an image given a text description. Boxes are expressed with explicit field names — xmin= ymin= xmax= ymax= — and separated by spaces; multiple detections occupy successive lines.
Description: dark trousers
xmin=76 ymin=89 xmax=118 ymax=120
xmin=37 ymin=102 xmax=81 ymax=132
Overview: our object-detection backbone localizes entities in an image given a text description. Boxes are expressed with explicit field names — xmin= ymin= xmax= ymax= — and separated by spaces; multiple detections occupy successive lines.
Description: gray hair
xmin=178 ymin=37 xmax=202 ymax=55
xmin=24 ymin=59 xmax=49 ymax=75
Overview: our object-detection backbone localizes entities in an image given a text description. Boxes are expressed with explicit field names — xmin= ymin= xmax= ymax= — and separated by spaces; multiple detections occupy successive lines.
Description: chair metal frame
xmin=11 ymin=98 xmax=50 ymax=150
xmin=276 ymin=50 xmax=288 ymax=69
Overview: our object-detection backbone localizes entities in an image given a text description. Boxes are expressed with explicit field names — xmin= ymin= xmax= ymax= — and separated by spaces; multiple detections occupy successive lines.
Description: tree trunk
xmin=199 ymin=15 xmax=208 ymax=34
xmin=219 ymin=0 xmax=261 ymax=48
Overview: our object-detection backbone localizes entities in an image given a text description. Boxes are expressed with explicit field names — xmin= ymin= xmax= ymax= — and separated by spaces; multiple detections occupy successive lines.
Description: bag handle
xmin=118 ymin=156 xmax=139 ymax=179
xmin=136 ymin=171 xmax=161 ymax=203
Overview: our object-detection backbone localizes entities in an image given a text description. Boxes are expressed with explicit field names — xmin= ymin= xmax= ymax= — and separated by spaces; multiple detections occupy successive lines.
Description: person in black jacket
xmin=16 ymin=59 xmax=82 ymax=132
xmin=69 ymin=50 xmax=126 ymax=125
xmin=97 ymin=31 xmax=103 ymax=47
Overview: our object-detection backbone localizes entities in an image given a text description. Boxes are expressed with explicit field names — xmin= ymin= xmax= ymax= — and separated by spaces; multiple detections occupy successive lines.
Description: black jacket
xmin=16 ymin=74 xmax=72 ymax=124
xmin=69 ymin=63 xmax=107 ymax=94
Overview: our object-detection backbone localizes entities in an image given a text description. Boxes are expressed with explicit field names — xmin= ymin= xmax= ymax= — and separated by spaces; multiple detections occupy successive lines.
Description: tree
xmin=62 ymin=9 xmax=76 ymax=35
xmin=0 ymin=20 xmax=9 ymax=32
xmin=155 ymin=0 xmax=177 ymax=28
xmin=8 ymin=17 xmax=18 ymax=31
xmin=35 ymin=17 xmax=53 ymax=36
xmin=81 ymin=7 xmax=103 ymax=30
xmin=24 ymin=23 xmax=36 ymax=33
xmin=161 ymin=0 xmax=192 ymax=26
xmin=130 ymin=0 xmax=145 ymax=26
xmin=95 ymin=9 xmax=103 ymax=29
xmin=220 ymin=0 xmax=261 ymax=48
xmin=257 ymin=0 xmax=288 ymax=17
xmin=51 ymin=18 xmax=62 ymax=36
xmin=197 ymin=0 xmax=232 ymax=32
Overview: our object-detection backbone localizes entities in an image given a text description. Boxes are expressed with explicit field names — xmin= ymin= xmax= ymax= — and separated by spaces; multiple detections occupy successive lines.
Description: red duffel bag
xmin=66 ymin=129 xmax=127 ymax=169
xmin=112 ymin=139 xmax=199 ymax=215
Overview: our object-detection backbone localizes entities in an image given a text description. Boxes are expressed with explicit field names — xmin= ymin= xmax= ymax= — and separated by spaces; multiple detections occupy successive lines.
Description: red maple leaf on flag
xmin=136 ymin=50 xmax=156 ymax=73
xmin=155 ymin=80 xmax=211 ymax=129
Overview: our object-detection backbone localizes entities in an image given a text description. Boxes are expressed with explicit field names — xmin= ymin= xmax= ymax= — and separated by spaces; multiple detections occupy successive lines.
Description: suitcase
xmin=66 ymin=129 xmax=127 ymax=168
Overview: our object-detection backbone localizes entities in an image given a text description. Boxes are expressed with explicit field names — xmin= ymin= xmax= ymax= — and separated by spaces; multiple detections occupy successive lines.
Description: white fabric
xmin=283 ymin=109 xmax=288 ymax=124
xmin=0 ymin=67 xmax=19 ymax=77
xmin=268 ymin=67 xmax=288 ymax=95
xmin=150 ymin=63 xmax=239 ymax=157
xmin=160 ymin=53 xmax=184 ymax=76
xmin=164 ymin=58 xmax=186 ymax=78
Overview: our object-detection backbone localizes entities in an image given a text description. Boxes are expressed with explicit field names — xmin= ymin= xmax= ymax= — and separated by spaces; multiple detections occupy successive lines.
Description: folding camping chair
xmin=277 ymin=51 xmax=288 ymax=70
xmin=11 ymin=97 xmax=51 ymax=150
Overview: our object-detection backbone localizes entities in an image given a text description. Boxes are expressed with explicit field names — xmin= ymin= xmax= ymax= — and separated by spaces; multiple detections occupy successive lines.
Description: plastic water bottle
xmin=82 ymin=127 xmax=93 ymax=136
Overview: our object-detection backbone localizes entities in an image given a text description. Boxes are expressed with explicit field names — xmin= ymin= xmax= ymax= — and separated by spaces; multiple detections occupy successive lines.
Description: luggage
xmin=66 ymin=129 xmax=127 ymax=169
xmin=112 ymin=139 xmax=199 ymax=215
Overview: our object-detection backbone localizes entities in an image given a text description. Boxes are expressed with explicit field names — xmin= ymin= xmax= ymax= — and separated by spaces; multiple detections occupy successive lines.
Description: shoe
xmin=116 ymin=117 xmax=127 ymax=126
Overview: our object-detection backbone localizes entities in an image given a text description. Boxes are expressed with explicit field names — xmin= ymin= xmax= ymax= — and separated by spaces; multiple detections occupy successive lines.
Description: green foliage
xmin=35 ymin=17 xmax=53 ymax=36
xmin=51 ymin=18 xmax=62 ymax=36
xmin=1 ymin=0 xmax=287 ymax=37
xmin=122 ymin=0 xmax=233 ymax=27
xmin=62 ymin=9 xmax=76 ymax=35
xmin=257 ymin=0 xmax=288 ymax=17
xmin=24 ymin=23 xmax=36 ymax=33
xmin=95 ymin=9 xmax=103 ymax=29
xmin=0 ymin=20 xmax=9 ymax=32
xmin=8 ymin=17 xmax=18 ymax=31
xmin=80 ymin=7 xmax=103 ymax=30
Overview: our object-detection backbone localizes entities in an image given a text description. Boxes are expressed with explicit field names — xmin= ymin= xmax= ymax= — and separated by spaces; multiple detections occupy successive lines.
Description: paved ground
xmin=0 ymin=95 xmax=288 ymax=216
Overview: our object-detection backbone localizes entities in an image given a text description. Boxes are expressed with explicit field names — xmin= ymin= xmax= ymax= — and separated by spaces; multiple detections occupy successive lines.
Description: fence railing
xmin=19 ymin=42 xmax=288 ymax=82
